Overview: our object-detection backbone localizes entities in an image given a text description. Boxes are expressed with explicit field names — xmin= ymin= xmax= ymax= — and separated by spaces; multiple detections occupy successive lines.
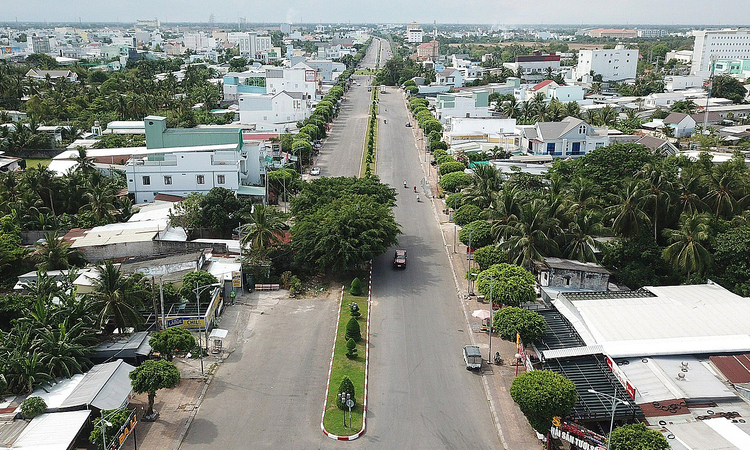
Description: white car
xmin=310 ymin=167 xmax=321 ymax=176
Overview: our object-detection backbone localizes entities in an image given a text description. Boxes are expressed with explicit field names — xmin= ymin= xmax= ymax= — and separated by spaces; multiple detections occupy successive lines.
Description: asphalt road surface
xmin=359 ymin=87 xmax=502 ymax=448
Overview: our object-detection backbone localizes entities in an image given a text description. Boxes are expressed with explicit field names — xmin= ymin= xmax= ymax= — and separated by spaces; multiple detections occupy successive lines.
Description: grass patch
xmin=24 ymin=158 xmax=52 ymax=168
xmin=359 ymin=89 xmax=379 ymax=178
xmin=322 ymin=277 xmax=369 ymax=436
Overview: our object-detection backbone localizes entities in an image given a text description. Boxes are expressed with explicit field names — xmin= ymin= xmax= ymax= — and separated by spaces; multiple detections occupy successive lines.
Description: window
xmin=546 ymin=142 xmax=555 ymax=154
xmin=217 ymin=175 xmax=225 ymax=184
xmin=164 ymin=176 xmax=172 ymax=185
xmin=197 ymin=175 xmax=205 ymax=184
xmin=142 ymin=176 xmax=150 ymax=186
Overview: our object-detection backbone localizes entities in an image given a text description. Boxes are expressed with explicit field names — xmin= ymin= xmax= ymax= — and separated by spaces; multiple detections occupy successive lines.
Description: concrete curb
xmin=321 ymin=268 xmax=372 ymax=441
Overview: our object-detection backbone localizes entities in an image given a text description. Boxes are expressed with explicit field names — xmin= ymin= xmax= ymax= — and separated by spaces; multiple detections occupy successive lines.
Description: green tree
xmin=462 ymin=164 xmax=504 ymax=209
xmin=179 ymin=271 xmax=219 ymax=305
xmin=345 ymin=317 xmax=361 ymax=341
xmin=149 ymin=327 xmax=196 ymax=361
xmin=712 ymin=75 xmax=748 ymax=103
xmin=129 ymin=359 xmax=180 ymax=417
xmin=609 ymin=423 xmax=669 ymax=450
xmin=662 ymin=213 xmax=713 ymax=281
xmin=713 ymin=223 xmax=750 ymax=295
xmin=169 ymin=192 xmax=203 ymax=238
xmin=439 ymin=161 xmax=466 ymax=176
xmin=493 ymin=307 xmax=546 ymax=344
xmin=495 ymin=200 xmax=561 ymax=268
xmin=89 ymin=408 xmax=131 ymax=450
xmin=33 ymin=230 xmax=83 ymax=271
xmin=292 ymin=195 xmax=399 ymax=273
xmin=453 ymin=204 xmax=482 ymax=226
xmin=200 ymin=187 xmax=244 ymax=237
xmin=476 ymin=263 xmax=536 ymax=307
xmin=240 ymin=204 xmax=286 ymax=260
xmin=439 ymin=171 xmax=472 ymax=193
xmin=605 ymin=180 xmax=650 ymax=239
xmin=336 ymin=376 xmax=356 ymax=410
xmin=459 ymin=220 xmax=493 ymax=249
xmin=562 ymin=212 xmax=605 ymax=263
xmin=473 ymin=245 xmax=507 ymax=271
xmin=510 ymin=370 xmax=577 ymax=435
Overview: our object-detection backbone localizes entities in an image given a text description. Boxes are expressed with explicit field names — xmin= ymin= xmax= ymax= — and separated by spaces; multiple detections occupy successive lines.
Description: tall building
xmin=691 ymin=28 xmax=750 ymax=74
xmin=407 ymin=28 xmax=424 ymax=43
xmin=587 ymin=28 xmax=637 ymax=39
xmin=577 ymin=45 xmax=638 ymax=81
xmin=31 ymin=35 xmax=50 ymax=54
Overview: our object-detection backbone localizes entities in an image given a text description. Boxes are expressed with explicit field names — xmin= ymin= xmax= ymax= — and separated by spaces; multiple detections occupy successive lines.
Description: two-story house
xmin=436 ymin=68 xmax=465 ymax=88
xmin=663 ymin=112 xmax=696 ymax=138
xmin=238 ymin=91 xmax=312 ymax=132
xmin=518 ymin=117 xmax=609 ymax=158
xmin=435 ymin=91 xmax=491 ymax=124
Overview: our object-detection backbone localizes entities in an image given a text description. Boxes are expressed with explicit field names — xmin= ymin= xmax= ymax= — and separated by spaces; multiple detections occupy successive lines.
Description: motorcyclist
xmin=403 ymin=180 xmax=407 ymax=188
xmin=413 ymin=186 xmax=417 ymax=193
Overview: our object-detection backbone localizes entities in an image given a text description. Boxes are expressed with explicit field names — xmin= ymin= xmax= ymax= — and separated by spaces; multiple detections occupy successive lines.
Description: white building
xmin=518 ymin=116 xmax=609 ymax=158
xmin=691 ymin=28 xmax=750 ymax=74
xmin=665 ymin=75 xmax=705 ymax=92
xmin=548 ymin=85 xmax=585 ymax=103
xmin=443 ymin=117 xmax=518 ymax=146
xmin=435 ymin=91 xmax=491 ymax=124
xmin=184 ymin=32 xmax=216 ymax=51
xmin=267 ymin=63 xmax=318 ymax=99
xmin=407 ymin=28 xmax=424 ymax=43
xmin=227 ymin=32 xmax=272 ymax=60
xmin=436 ymin=68 xmax=465 ymax=88
xmin=238 ymin=91 xmax=312 ymax=131
xmin=666 ymin=49 xmax=693 ymax=64
xmin=576 ymin=45 xmax=638 ymax=81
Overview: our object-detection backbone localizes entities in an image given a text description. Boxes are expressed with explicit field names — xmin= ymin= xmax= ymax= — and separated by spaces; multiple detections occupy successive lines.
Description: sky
xmin=3 ymin=0 xmax=750 ymax=26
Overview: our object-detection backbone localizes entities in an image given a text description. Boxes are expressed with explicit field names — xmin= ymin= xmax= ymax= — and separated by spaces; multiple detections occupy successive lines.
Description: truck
xmin=463 ymin=345 xmax=482 ymax=370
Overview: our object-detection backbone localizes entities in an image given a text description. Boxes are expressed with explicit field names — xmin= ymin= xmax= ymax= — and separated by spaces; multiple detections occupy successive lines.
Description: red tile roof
xmin=154 ymin=193 xmax=185 ymax=202
xmin=532 ymin=79 xmax=556 ymax=91
xmin=242 ymin=132 xmax=280 ymax=141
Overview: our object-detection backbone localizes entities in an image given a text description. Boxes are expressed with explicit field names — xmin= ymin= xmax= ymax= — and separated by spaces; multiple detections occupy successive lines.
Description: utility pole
xmin=703 ymin=55 xmax=717 ymax=134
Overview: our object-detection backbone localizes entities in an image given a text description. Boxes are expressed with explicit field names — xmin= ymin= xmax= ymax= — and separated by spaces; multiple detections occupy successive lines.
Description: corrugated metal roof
xmin=542 ymin=345 xmax=603 ymax=360
xmin=710 ymin=354 xmax=750 ymax=384
xmin=59 ymin=360 xmax=134 ymax=411
xmin=12 ymin=410 xmax=90 ymax=450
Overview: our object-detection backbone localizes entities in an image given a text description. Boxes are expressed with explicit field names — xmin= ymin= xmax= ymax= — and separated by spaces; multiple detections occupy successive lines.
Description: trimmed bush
xmin=345 ymin=338 xmax=358 ymax=358
xmin=439 ymin=161 xmax=466 ymax=176
xmin=433 ymin=148 xmax=448 ymax=160
xmin=350 ymin=277 xmax=363 ymax=296
xmin=345 ymin=317 xmax=361 ymax=341
xmin=476 ymin=263 xmax=536 ymax=307
xmin=430 ymin=140 xmax=449 ymax=152
xmin=440 ymin=171 xmax=472 ymax=193
xmin=493 ymin=307 xmax=547 ymax=344
xmin=459 ymin=220 xmax=493 ymax=248
xmin=336 ymin=376 xmax=356 ymax=410
xmin=473 ymin=245 xmax=507 ymax=271
xmin=436 ymin=154 xmax=455 ymax=165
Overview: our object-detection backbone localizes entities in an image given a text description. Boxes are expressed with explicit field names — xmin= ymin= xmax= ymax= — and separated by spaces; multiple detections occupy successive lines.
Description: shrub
xmin=149 ymin=327 xmax=196 ymax=361
xmin=439 ymin=171 xmax=472 ymax=193
xmin=345 ymin=317 xmax=361 ymax=341
xmin=433 ymin=148 xmax=448 ymax=160
xmin=20 ymin=397 xmax=47 ymax=419
xmin=336 ymin=376 xmax=356 ymax=410
xmin=289 ymin=275 xmax=302 ymax=296
xmin=453 ymin=204 xmax=482 ymax=226
xmin=493 ymin=307 xmax=547 ymax=343
xmin=280 ymin=271 xmax=293 ymax=290
xmin=430 ymin=140 xmax=449 ymax=152
xmin=510 ymin=370 xmax=577 ymax=435
xmin=476 ymin=263 xmax=536 ymax=307
xmin=446 ymin=192 xmax=464 ymax=210
xmin=345 ymin=338 xmax=358 ymax=358
xmin=458 ymin=220 xmax=493 ymax=248
xmin=439 ymin=161 xmax=466 ymax=176
xmin=436 ymin=154 xmax=455 ymax=165
xmin=609 ymin=423 xmax=670 ymax=450
xmin=350 ymin=277 xmax=363 ymax=296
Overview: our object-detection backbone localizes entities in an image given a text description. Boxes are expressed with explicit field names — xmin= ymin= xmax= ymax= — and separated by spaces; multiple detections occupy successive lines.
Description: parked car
xmin=405 ymin=122 xmax=412 ymax=127
xmin=310 ymin=167 xmax=321 ymax=176
xmin=463 ymin=345 xmax=482 ymax=370
xmin=393 ymin=249 xmax=407 ymax=268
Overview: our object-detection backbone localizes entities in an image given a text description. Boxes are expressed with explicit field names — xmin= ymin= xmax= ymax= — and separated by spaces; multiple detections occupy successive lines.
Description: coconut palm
xmin=79 ymin=182 xmax=117 ymax=223
xmin=36 ymin=318 xmax=95 ymax=378
xmin=90 ymin=261 xmax=145 ymax=333
xmin=605 ymin=180 xmax=650 ymax=239
xmin=674 ymin=172 xmax=708 ymax=217
xmin=33 ymin=230 xmax=83 ymax=271
xmin=599 ymin=105 xmax=617 ymax=127
xmin=564 ymin=101 xmax=581 ymax=119
xmin=240 ymin=204 xmax=286 ymax=259
xmin=702 ymin=163 xmax=744 ymax=218
xmin=662 ymin=213 xmax=713 ymax=281
xmin=485 ymin=185 xmax=521 ymax=228
xmin=502 ymin=97 xmax=519 ymax=119
xmin=495 ymin=199 xmax=561 ymax=268
xmin=637 ymin=163 xmax=675 ymax=241
xmin=462 ymin=164 xmax=504 ymax=209
xmin=73 ymin=147 xmax=96 ymax=174
xmin=561 ymin=212 xmax=606 ymax=263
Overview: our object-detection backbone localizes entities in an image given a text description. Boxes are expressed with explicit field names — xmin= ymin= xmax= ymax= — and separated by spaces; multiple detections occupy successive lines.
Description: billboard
xmin=550 ymin=417 xmax=606 ymax=450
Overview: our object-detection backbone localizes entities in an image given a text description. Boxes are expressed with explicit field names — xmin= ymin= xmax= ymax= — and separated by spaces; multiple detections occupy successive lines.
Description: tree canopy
xmin=510 ymin=370 xmax=578 ymax=435
xmin=609 ymin=423 xmax=669 ymax=450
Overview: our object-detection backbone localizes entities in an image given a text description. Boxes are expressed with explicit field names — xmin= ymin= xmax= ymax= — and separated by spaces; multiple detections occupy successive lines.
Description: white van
xmin=463 ymin=345 xmax=482 ymax=370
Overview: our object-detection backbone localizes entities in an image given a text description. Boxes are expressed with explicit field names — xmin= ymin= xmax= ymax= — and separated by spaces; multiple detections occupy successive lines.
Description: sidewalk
xmin=405 ymin=92 xmax=541 ymax=450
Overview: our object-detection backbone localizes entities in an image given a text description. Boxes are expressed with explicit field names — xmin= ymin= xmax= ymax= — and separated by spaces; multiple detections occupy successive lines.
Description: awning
xmin=237 ymin=186 xmax=266 ymax=197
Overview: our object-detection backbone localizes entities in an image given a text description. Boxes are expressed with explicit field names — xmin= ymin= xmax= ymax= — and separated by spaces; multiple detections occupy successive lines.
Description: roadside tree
xmin=129 ymin=359 xmax=180 ymax=418
xmin=510 ymin=370 xmax=577 ymax=435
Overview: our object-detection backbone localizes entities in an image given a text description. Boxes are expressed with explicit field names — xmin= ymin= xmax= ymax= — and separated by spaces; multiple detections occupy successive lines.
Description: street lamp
xmin=194 ymin=282 xmax=222 ymax=376
xmin=587 ymin=388 xmax=629 ymax=450
xmin=100 ymin=406 xmax=126 ymax=450
xmin=471 ymin=272 xmax=495 ymax=364
xmin=337 ymin=392 xmax=353 ymax=428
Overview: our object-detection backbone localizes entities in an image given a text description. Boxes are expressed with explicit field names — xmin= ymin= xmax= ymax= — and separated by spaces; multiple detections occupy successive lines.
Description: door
xmin=571 ymin=142 xmax=581 ymax=155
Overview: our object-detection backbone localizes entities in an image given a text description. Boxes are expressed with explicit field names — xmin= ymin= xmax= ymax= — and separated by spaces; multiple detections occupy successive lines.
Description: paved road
xmin=180 ymin=293 xmax=339 ymax=450
xmin=360 ymin=37 xmax=381 ymax=70
xmin=314 ymin=76 xmax=371 ymax=178
xmin=359 ymin=87 xmax=502 ymax=448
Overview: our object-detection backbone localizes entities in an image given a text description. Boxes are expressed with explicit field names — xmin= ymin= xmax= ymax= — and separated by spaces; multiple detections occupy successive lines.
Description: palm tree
xmin=703 ymin=163 xmax=744 ymax=218
xmin=561 ymin=212 xmax=606 ymax=263
xmin=73 ymin=147 xmax=96 ymax=174
xmin=485 ymin=185 xmax=521 ymax=228
xmin=33 ymin=230 xmax=82 ymax=271
xmin=36 ymin=318 xmax=95 ymax=378
xmin=563 ymin=101 xmax=581 ymax=119
xmin=90 ymin=261 xmax=145 ymax=333
xmin=605 ymin=180 xmax=650 ymax=239
xmin=240 ymin=204 xmax=286 ymax=260
xmin=674 ymin=172 xmax=708 ymax=217
xmin=79 ymin=182 xmax=117 ymax=224
xmin=495 ymin=199 xmax=561 ymax=268
xmin=462 ymin=164 xmax=504 ymax=209
xmin=662 ymin=213 xmax=713 ymax=282
xmin=583 ymin=109 xmax=599 ymax=126
xmin=637 ymin=163 xmax=675 ymax=241
xmin=599 ymin=105 xmax=617 ymax=127
xmin=566 ymin=177 xmax=599 ymax=215
xmin=502 ymin=96 xmax=518 ymax=119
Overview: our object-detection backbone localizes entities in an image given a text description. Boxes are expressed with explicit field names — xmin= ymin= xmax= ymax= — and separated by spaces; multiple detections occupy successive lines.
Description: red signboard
xmin=606 ymin=356 xmax=637 ymax=400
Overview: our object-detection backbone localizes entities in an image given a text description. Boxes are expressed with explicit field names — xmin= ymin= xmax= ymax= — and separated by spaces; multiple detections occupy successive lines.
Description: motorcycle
xmin=494 ymin=352 xmax=503 ymax=365
xmin=403 ymin=180 xmax=407 ymax=188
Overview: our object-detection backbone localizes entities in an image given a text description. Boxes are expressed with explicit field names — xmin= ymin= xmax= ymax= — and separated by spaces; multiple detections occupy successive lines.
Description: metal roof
xmin=534 ymin=308 xmax=586 ymax=352
xmin=11 ymin=410 xmax=91 ymax=450
xmin=710 ymin=354 xmax=750 ymax=384
xmin=59 ymin=360 xmax=134 ymax=411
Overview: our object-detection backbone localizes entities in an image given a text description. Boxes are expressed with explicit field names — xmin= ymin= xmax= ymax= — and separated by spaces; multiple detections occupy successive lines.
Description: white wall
xmin=577 ymin=48 xmax=638 ymax=81
xmin=692 ymin=29 xmax=750 ymax=74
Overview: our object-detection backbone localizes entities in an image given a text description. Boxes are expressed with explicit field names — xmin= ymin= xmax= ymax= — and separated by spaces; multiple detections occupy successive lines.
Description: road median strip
xmin=321 ymin=269 xmax=372 ymax=440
